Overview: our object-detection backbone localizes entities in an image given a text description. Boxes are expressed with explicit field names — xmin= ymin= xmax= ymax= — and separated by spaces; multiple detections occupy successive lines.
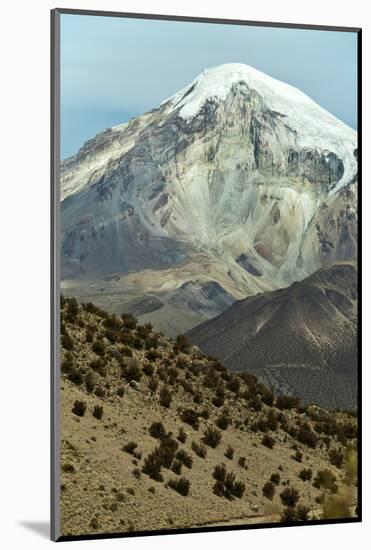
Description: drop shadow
xmin=18 ymin=521 xmax=50 ymax=539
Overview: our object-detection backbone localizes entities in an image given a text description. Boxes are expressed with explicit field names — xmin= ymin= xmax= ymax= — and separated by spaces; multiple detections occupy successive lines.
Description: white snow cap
xmin=164 ymin=63 xmax=357 ymax=193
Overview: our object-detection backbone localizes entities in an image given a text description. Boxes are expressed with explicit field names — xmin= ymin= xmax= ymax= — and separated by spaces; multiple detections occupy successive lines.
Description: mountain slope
xmin=60 ymin=63 xmax=357 ymax=335
xmin=187 ymin=262 xmax=358 ymax=409
xmin=59 ymin=297 xmax=357 ymax=536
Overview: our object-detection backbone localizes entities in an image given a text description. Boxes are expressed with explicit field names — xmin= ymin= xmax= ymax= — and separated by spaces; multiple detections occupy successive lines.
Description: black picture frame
xmin=51 ymin=8 xmax=362 ymax=542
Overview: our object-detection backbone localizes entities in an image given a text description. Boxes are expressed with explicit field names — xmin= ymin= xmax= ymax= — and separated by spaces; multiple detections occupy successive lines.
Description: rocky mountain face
xmin=61 ymin=63 xmax=357 ymax=335
xmin=187 ymin=262 xmax=358 ymax=409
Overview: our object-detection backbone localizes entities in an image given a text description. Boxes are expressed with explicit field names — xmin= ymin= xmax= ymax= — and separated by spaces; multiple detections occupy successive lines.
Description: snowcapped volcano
xmin=60 ymin=63 xmax=358 ymax=335
xmin=163 ymin=63 xmax=357 ymax=192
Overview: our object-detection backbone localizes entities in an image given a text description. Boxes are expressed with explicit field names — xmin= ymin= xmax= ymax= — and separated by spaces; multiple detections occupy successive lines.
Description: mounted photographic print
xmin=51 ymin=9 xmax=361 ymax=541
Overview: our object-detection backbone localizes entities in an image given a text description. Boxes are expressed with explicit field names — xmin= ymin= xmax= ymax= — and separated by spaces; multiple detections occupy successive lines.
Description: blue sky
xmin=61 ymin=14 xmax=358 ymax=159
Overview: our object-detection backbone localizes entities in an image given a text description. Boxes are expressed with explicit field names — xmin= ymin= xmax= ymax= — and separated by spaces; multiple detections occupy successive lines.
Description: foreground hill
xmin=187 ymin=262 xmax=358 ymax=409
xmin=59 ymin=297 xmax=357 ymax=537
xmin=60 ymin=63 xmax=357 ymax=336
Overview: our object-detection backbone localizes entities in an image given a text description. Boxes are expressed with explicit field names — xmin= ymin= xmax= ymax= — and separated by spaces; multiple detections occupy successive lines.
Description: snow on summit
xmin=165 ymin=63 xmax=357 ymax=191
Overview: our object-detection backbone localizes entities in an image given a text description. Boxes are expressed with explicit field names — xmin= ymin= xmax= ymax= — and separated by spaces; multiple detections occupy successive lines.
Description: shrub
xmin=249 ymin=395 xmax=263 ymax=412
xmin=132 ymin=468 xmax=141 ymax=480
xmin=121 ymin=345 xmax=133 ymax=357
xmin=270 ymin=473 xmax=281 ymax=485
xmin=212 ymin=395 xmax=225 ymax=408
xmin=180 ymin=408 xmax=200 ymax=430
xmin=117 ymin=386 xmax=125 ymax=397
xmin=266 ymin=410 xmax=278 ymax=431
xmin=68 ymin=367 xmax=83 ymax=386
xmin=89 ymin=358 xmax=107 ymax=377
xmin=213 ymin=463 xmax=226 ymax=482
xmin=95 ymin=385 xmax=105 ymax=398
xmin=177 ymin=427 xmax=187 ymax=444
xmin=61 ymin=333 xmax=74 ymax=351
xmin=92 ymin=340 xmax=105 ymax=356
xmin=238 ymin=456 xmax=247 ymax=468
xmin=299 ymin=468 xmax=312 ymax=482
xmin=123 ymin=441 xmax=138 ymax=455
xmin=65 ymin=298 xmax=79 ymax=322
xmin=92 ymin=405 xmax=103 ymax=420
xmin=85 ymin=372 xmax=95 ymax=393
xmin=203 ymin=426 xmax=222 ymax=448
xmin=61 ymin=353 xmax=74 ymax=374
xmin=62 ymin=463 xmax=75 ymax=473
xmin=225 ymin=445 xmax=234 ymax=460
xmin=174 ymin=334 xmax=191 ymax=354
xmin=121 ymin=313 xmax=137 ymax=330
xmin=216 ymin=414 xmax=231 ymax=431
xmin=157 ymin=436 xmax=179 ymax=469
xmin=103 ymin=315 xmax=122 ymax=331
xmin=280 ymin=487 xmax=300 ymax=507
xmin=148 ymin=375 xmax=159 ymax=392
xmin=212 ymin=465 xmax=245 ymax=499
xmin=191 ymin=440 xmax=207 ymax=458
xmin=297 ymin=424 xmax=318 ymax=449
xmin=275 ymin=395 xmax=299 ymax=410
xmin=171 ymin=460 xmax=182 ymax=475
xmin=142 ymin=451 xmax=163 ymax=482
xmin=281 ymin=504 xmax=309 ymax=522
xmin=262 ymin=434 xmax=275 ymax=449
xmin=146 ymin=349 xmax=162 ymax=362
xmin=149 ymin=421 xmax=167 ymax=440
xmin=176 ymin=449 xmax=193 ymax=469
xmin=203 ymin=368 xmax=219 ymax=389
xmin=168 ymin=476 xmax=190 ymax=496
xmin=292 ymin=449 xmax=303 ymax=462
xmin=263 ymin=481 xmax=275 ymax=500
xmin=313 ymin=469 xmax=338 ymax=493
xmin=72 ymin=400 xmax=86 ymax=417
xmin=329 ymin=448 xmax=344 ymax=468
xmin=227 ymin=377 xmax=240 ymax=393
xmin=143 ymin=362 xmax=155 ymax=376
xmin=122 ymin=358 xmax=142 ymax=382
xmin=159 ymin=386 xmax=172 ymax=408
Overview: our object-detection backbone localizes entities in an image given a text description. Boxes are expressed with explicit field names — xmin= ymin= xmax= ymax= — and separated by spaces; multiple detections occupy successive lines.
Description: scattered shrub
xmin=226 ymin=377 xmax=240 ymax=393
xmin=281 ymin=505 xmax=309 ymax=522
xmin=159 ymin=386 xmax=172 ymax=408
xmin=262 ymin=434 xmax=275 ymax=449
xmin=62 ymin=463 xmax=75 ymax=473
xmin=95 ymin=386 xmax=105 ymax=398
xmin=280 ymin=487 xmax=300 ymax=507
xmin=174 ymin=334 xmax=191 ymax=354
xmin=143 ymin=362 xmax=155 ymax=376
xmin=297 ymin=424 xmax=318 ymax=449
xmin=72 ymin=400 xmax=86 ymax=417
xmin=191 ymin=440 xmax=207 ymax=458
xmin=142 ymin=451 xmax=163 ymax=482
xmin=225 ymin=445 xmax=234 ymax=460
xmin=122 ymin=358 xmax=141 ymax=383
xmin=171 ymin=460 xmax=182 ymax=475
xmin=203 ymin=426 xmax=222 ymax=448
xmin=117 ymin=386 xmax=125 ymax=397
xmin=85 ymin=372 xmax=95 ymax=393
xmin=92 ymin=405 xmax=103 ymax=420
xmin=168 ymin=476 xmax=190 ymax=496
xmin=263 ymin=481 xmax=275 ymax=500
xmin=148 ymin=375 xmax=159 ymax=392
xmin=238 ymin=456 xmax=247 ymax=468
xmin=299 ymin=468 xmax=313 ymax=482
xmin=92 ymin=340 xmax=105 ymax=356
xmin=180 ymin=408 xmax=200 ymax=430
xmin=216 ymin=414 xmax=231 ymax=431
xmin=292 ymin=449 xmax=303 ymax=462
xmin=270 ymin=473 xmax=281 ymax=485
xmin=68 ymin=367 xmax=83 ymax=386
xmin=275 ymin=395 xmax=299 ymax=410
xmin=176 ymin=449 xmax=193 ymax=469
xmin=313 ymin=469 xmax=338 ymax=493
xmin=61 ymin=333 xmax=74 ymax=351
xmin=329 ymin=448 xmax=344 ymax=468
xmin=121 ymin=313 xmax=137 ymax=330
xmin=177 ymin=427 xmax=187 ymax=444
xmin=212 ymin=465 xmax=245 ymax=499
xmin=132 ymin=468 xmax=141 ymax=480
xmin=123 ymin=441 xmax=138 ymax=455
xmin=149 ymin=421 xmax=167 ymax=440
xmin=89 ymin=358 xmax=107 ymax=377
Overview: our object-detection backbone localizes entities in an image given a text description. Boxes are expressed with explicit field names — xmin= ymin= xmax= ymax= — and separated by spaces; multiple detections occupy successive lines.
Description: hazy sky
xmin=61 ymin=14 xmax=358 ymax=159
